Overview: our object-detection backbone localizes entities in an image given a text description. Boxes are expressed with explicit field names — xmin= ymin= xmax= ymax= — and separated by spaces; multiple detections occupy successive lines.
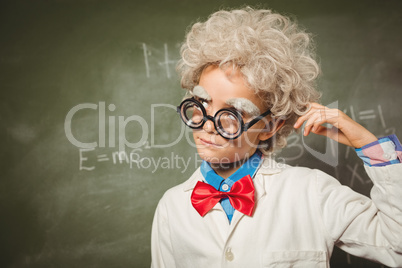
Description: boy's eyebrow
xmin=190 ymin=86 xmax=261 ymax=116
xmin=190 ymin=85 xmax=212 ymax=101
xmin=226 ymin=98 xmax=261 ymax=116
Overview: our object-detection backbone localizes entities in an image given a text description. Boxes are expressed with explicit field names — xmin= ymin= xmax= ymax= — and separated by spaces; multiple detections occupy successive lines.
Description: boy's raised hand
xmin=293 ymin=102 xmax=378 ymax=148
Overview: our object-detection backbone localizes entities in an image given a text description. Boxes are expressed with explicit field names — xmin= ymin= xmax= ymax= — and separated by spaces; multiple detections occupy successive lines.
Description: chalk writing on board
xmin=346 ymin=163 xmax=372 ymax=187
xmin=79 ymin=147 xmax=197 ymax=174
xmin=344 ymin=104 xmax=395 ymax=136
xmin=342 ymin=104 xmax=396 ymax=160
xmin=142 ymin=43 xmax=179 ymax=79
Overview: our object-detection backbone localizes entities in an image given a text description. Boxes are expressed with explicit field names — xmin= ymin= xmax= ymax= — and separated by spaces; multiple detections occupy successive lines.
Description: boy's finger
xmin=294 ymin=106 xmax=319 ymax=128
xmin=303 ymin=112 xmax=322 ymax=136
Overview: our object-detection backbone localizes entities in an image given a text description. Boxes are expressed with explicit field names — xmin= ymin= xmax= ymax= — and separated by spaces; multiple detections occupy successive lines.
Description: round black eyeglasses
xmin=177 ymin=97 xmax=272 ymax=140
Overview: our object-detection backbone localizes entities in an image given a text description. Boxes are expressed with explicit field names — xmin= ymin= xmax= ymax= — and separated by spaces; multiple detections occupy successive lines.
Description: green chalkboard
xmin=1 ymin=0 xmax=401 ymax=267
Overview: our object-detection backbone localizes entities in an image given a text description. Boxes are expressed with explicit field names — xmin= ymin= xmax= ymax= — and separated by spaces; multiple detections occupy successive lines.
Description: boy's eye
xmin=232 ymin=108 xmax=246 ymax=119
xmin=195 ymin=97 xmax=209 ymax=108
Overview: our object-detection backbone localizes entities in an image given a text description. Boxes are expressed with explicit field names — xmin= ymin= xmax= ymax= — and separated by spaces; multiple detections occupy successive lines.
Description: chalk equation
xmin=343 ymin=104 xmax=396 ymax=160
xmin=79 ymin=147 xmax=199 ymax=174
xmin=344 ymin=104 xmax=395 ymax=135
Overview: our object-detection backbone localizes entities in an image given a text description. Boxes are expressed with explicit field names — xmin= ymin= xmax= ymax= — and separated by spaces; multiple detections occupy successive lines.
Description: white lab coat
xmin=151 ymin=158 xmax=402 ymax=268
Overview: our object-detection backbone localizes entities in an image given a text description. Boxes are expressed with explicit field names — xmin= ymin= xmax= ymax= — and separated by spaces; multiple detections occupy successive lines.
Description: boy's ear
xmin=258 ymin=119 xmax=286 ymax=141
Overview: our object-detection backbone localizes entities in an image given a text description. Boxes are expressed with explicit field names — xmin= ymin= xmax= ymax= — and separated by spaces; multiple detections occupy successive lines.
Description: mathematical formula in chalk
xmin=79 ymin=147 xmax=200 ymax=174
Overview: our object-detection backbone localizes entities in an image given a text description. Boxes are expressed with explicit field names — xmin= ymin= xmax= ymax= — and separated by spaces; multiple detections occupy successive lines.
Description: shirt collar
xmin=182 ymin=155 xmax=284 ymax=192
xmin=200 ymin=151 xmax=263 ymax=190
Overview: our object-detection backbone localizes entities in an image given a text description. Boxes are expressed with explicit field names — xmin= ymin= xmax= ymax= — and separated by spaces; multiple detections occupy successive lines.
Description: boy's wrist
xmin=355 ymin=134 xmax=402 ymax=166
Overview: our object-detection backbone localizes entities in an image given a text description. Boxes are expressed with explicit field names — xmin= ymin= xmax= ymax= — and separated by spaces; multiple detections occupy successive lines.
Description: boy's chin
xmin=197 ymin=152 xmax=231 ymax=164
xmin=197 ymin=150 xmax=244 ymax=165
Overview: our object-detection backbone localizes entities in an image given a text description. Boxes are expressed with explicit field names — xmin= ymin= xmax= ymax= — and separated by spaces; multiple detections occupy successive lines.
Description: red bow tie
xmin=191 ymin=175 xmax=255 ymax=217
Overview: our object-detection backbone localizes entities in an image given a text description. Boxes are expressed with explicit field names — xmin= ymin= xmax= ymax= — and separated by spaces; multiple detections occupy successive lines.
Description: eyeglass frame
xmin=176 ymin=97 xmax=272 ymax=140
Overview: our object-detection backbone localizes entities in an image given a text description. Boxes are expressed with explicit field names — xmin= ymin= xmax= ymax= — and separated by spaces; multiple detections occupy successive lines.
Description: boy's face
xmin=192 ymin=65 xmax=279 ymax=167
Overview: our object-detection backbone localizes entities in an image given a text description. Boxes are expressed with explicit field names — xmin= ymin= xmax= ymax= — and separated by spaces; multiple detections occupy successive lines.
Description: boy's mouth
xmin=199 ymin=138 xmax=224 ymax=148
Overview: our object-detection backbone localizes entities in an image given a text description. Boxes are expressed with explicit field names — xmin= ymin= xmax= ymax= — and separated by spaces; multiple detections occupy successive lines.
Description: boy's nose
xmin=203 ymin=117 xmax=217 ymax=134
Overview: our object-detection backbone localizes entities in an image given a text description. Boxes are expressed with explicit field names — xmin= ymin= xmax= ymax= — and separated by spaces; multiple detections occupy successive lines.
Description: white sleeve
xmin=317 ymin=163 xmax=402 ymax=267
xmin=151 ymin=198 xmax=176 ymax=268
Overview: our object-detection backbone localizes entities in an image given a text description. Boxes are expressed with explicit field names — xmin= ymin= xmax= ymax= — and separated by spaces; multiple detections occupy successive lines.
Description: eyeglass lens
xmin=183 ymin=102 xmax=204 ymax=127
xmin=217 ymin=112 xmax=241 ymax=136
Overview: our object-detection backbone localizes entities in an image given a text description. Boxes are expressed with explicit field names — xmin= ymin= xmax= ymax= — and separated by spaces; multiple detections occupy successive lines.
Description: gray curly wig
xmin=177 ymin=7 xmax=321 ymax=154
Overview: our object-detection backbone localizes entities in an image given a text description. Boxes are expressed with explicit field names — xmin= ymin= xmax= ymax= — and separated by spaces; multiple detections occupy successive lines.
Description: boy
xmin=151 ymin=7 xmax=402 ymax=267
